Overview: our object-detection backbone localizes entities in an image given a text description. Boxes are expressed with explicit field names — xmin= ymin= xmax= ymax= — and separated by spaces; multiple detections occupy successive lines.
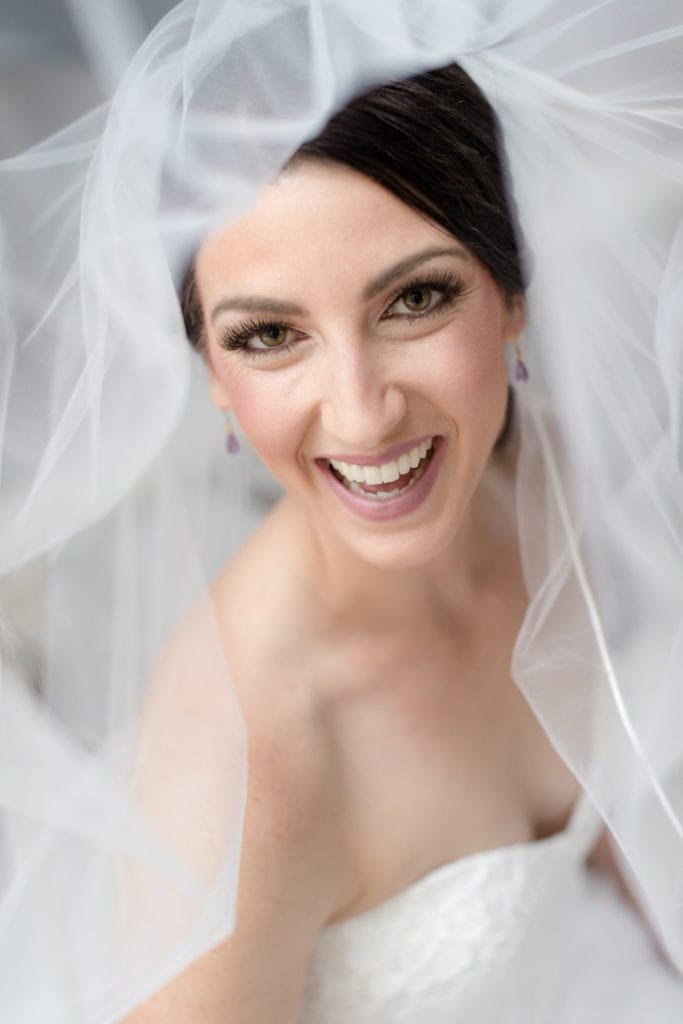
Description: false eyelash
xmin=382 ymin=271 xmax=468 ymax=320
xmin=217 ymin=318 xmax=297 ymax=355
xmin=217 ymin=271 xmax=468 ymax=356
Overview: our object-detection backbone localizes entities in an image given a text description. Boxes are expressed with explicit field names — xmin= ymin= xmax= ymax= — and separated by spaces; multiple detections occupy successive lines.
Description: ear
xmin=202 ymin=344 xmax=232 ymax=411
xmin=206 ymin=357 xmax=232 ymax=413
xmin=503 ymin=292 xmax=527 ymax=342
xmin=183 ymin=254 xmax=232 ymax=411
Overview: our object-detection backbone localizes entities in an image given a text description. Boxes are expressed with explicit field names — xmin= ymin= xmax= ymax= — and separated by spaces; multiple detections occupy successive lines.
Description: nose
xmin=319 ymin=339 xmax=406 ymax=450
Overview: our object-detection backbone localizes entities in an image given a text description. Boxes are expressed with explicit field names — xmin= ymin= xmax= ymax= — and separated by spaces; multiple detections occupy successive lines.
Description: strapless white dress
xmin=300 ymin=791 xmax=683 ymax=1022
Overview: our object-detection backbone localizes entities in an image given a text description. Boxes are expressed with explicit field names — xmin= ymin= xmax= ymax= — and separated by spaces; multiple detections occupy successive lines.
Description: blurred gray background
xmin=0 ymin=0 xmax=283 ymax=689
xmin=0 ymin=0 xmax=176 ymax=155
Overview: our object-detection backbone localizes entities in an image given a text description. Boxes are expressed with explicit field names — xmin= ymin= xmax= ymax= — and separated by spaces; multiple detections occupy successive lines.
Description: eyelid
xmin=216 ymin=318 xmax=302 ymax=355
xmin=382 ymin=272 xmax=466 ymax=318
xmin=216 ymin=270 xmax=467 ymax=354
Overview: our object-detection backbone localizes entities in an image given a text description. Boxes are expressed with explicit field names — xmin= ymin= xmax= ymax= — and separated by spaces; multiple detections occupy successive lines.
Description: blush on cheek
xmin=227 ymin=374 xmax=307 ymax=479
xmin=429 ymin=316 xmax=506 ymax=396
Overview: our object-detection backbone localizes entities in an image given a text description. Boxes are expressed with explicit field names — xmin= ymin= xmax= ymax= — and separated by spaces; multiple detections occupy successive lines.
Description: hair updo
xmin=181 ymin=62 xmax=526 ymax=352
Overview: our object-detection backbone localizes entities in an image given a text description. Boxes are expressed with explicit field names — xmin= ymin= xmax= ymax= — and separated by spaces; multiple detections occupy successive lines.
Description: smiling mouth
xmin=327 ymin=438 xmax=437 ymax=501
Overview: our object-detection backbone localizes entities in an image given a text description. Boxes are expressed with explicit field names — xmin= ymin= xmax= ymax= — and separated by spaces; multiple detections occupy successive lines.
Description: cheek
xmin=213 ymin=360 xmax=307 ymax=471
xmin=422 ymin=308 xmax=508 ymax=414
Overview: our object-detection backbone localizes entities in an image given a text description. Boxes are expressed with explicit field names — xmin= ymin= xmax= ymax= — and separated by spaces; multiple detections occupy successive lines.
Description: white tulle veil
xmin=1 ymin=0 xmax=682 ymax=1018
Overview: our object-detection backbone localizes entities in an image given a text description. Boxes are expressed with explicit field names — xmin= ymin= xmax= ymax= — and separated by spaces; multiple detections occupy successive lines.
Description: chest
xmin=321 ymin=613 xmax=579 ymax=921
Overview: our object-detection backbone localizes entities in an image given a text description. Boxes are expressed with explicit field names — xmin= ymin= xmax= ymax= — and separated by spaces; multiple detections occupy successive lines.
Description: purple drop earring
xmin=514 ymin=341 xmax=529 ymax=383
xmin=224 ymin=411 xmax=241 ymax=454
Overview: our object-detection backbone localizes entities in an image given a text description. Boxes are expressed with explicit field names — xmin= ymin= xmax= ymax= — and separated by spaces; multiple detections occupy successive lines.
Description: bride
xmin=1 ymin=2 xmax=682 ymax=1022
xmin=131 ymin=56 xmax=682 ymax=1024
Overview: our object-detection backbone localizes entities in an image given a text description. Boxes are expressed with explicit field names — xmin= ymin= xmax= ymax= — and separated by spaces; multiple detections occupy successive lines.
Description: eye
xmin=382 ymin=274 xmax=465 ymax=321
xmin=250 ymin=324 xmax=292 ymax=350
xmin=393 ymin=285 xmax=437 ymax=314
xmin=218 ymin=318 xmax=299 ymax=354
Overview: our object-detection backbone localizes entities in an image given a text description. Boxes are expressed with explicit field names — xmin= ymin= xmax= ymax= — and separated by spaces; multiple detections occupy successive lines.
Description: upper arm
xmin=123 ymin=647 xmax=350 ymax=1024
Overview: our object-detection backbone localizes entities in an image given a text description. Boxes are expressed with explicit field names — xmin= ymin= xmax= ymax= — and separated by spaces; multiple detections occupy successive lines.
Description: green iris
xmin=403 ymin=285 xmax=432 ymax=312
xmin=259 ymin=325 xmax=289 ymax=347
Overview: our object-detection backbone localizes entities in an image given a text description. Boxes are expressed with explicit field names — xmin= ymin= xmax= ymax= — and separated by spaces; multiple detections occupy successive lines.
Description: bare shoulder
xmin=209 ymin=498 xmax=353 ymax=901
xmin=211 ymin=500 xmax=320 ymax=660
xmin=141 ymin=497 xmax=343 ymax=849
xmin=142 ymin=494 xmax=352 ymax=878
xmin=125 ymin=504 xmax=354 ymax=1021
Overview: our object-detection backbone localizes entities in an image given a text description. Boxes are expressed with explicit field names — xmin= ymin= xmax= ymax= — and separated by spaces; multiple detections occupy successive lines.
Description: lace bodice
xmin=299 ymin=792 xmax=683 ymax=1022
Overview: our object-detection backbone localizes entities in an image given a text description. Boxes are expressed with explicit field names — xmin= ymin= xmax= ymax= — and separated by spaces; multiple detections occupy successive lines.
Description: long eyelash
xmin=385 ymin=272 xmax=467 ymax=319
xmin=217 ymin=317 xmax=294 ymax=356
xmin=217 ymin=272 xmax=466 ymax=353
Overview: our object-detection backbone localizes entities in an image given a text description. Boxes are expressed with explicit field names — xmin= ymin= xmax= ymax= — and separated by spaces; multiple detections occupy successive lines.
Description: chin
xmin=337 ymin=512 xmax=467 ymax=572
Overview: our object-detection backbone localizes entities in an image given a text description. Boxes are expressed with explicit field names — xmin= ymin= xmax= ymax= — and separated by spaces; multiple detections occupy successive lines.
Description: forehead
xmin=196 ymin=160 xmax=458 ymax=294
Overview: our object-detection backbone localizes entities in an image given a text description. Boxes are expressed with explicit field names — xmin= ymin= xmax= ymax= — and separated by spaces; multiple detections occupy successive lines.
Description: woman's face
xmin=196 ymin=160 xmax=524 ymax=569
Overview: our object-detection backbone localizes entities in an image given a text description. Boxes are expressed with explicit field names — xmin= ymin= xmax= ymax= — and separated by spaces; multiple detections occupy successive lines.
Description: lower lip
xmin=316 ymin=438 xmax=446 ymax=522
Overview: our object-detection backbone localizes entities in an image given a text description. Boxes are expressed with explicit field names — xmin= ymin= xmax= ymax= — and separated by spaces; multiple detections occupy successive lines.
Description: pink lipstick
xmin=316 ymin=436 xmax=446 ymax=522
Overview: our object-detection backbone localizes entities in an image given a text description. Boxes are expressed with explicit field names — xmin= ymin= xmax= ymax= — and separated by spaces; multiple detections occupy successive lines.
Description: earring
xmin=224 ymin=410 xmax=241 ymax=454
xmin=514 ymin=341 xmax=529 ymax=383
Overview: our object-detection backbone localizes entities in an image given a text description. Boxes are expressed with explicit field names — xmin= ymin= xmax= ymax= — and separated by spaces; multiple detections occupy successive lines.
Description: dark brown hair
xmin=293 ymin=64 xmax=525 ymax=298
xmin=181 ymin=62 xmax=526 ymax=353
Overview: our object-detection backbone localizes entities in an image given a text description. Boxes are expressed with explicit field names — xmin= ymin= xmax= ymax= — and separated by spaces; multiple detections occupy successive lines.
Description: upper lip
xmin=319 ymin=434 xmax=437 ymax=467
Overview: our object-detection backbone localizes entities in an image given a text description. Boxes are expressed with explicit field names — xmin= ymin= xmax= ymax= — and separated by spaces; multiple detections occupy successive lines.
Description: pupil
xmin=262 ymin=325 xmax=285 ymax=346
xmin=406 ymin=286 xmax=431 ymax=310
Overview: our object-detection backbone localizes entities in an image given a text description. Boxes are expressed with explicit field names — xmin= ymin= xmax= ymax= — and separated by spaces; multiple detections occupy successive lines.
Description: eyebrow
xmin=362 ymin=245 xmax=469 ymax=301
xmin=210 ymin=244 xmax=468 ymax=324
xmin=211 ymin=296 xmax=306 ymax=324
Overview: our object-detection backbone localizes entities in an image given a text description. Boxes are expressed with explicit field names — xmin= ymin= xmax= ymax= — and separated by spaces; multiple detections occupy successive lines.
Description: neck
xmin=297 ymin=439 xmax=520 ymax=627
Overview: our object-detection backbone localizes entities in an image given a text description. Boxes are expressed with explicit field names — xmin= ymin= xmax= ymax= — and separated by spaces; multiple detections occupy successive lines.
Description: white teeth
xmin=350 ymin=482 xmax=400 ymax=500
xmin=380 ymin=461 xmax=400 ymax=484
xmin=330 ymin=438 xmax=433 ymax=489
xmin=362 ymin=465 xmax=382 ymax=485
xmin=348 ymin=463 xmax=427 ymax=500
xmin=342 ymin=463 xmax=364 ymax=483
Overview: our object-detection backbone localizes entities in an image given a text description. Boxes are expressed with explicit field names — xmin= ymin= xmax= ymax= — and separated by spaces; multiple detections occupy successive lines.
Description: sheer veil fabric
xmin=0 ymin=0 xmax=681 ymax=1019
